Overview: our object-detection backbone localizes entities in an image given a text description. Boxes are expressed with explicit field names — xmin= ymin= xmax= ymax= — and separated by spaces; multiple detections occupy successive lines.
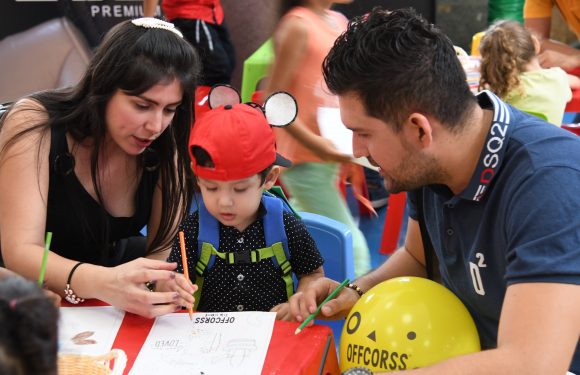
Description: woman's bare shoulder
xmin=0 ymin=98 xmax=50 ymax=152
xmin=1 ymin=98 xmax=48 ymax=134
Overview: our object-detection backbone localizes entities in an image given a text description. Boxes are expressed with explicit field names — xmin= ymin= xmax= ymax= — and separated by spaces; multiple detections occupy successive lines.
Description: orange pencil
xmin=178 ymin=231 xmax=193 ymax=321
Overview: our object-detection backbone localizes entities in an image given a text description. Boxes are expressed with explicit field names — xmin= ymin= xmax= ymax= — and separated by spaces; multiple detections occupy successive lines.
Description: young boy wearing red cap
xmin=161 ymin=103 xmax=324 ymax=320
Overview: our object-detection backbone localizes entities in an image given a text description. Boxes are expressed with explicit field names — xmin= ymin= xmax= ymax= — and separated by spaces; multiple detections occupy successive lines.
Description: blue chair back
xmin=299 ymin=212 xmax=355 ymax=350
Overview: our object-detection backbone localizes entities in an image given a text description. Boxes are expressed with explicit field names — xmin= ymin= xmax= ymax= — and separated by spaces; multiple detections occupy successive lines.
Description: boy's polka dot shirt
xmin=168 ymin=205 xmax=324 ymax=312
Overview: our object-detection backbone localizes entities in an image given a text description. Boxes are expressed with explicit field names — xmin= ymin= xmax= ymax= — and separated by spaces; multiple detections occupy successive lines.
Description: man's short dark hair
xmin=323 ymin=7 xmax=476 ymax=131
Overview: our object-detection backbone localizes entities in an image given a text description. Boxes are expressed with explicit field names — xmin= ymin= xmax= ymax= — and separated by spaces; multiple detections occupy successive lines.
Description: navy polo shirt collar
xmin=459 ymin=90 xmax=513 ymax=202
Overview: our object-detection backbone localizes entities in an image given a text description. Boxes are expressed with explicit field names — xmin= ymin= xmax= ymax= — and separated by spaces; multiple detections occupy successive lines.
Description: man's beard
xmin=382 ymin=151 xmax=448 ymax=194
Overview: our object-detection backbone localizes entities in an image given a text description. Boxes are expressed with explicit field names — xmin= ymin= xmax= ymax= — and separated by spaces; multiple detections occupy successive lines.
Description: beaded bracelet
xmin=346 ymin=282 xmax=365 ymax=297
xmin=64 ymin=262 xmax=85 ymax=304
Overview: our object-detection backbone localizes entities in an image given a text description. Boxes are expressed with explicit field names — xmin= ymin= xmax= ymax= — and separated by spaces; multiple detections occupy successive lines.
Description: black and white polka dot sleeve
xmin=283 ymin=212 xmax=324 ymax=276
xmin=166 ymin=212 xmax=199 ymax=283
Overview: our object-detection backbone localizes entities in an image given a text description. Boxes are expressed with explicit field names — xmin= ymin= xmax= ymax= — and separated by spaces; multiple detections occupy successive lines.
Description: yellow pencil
xmin=178 ymin=231 xmax=193 ymax=321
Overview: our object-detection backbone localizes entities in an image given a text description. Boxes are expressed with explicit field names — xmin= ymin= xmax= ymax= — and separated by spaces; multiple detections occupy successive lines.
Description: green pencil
xmin=295 ymin=278 xmax=350 ymax=335
xmin=38 ymin=232 xmax=52 ymax=287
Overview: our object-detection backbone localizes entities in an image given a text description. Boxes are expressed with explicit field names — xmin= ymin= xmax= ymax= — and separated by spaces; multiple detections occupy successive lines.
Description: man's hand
xmin=288 ymin=277 xmax=360 ymax=323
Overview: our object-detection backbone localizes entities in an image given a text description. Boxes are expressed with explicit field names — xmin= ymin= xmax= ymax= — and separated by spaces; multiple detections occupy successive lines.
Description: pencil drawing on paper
xmin=130 ymin=312 xmax=276 ymax=374
xmin=223 ymin=338 xmax=258 ymax=366
xmin=71 ymin=331 xmax=97 ymax=345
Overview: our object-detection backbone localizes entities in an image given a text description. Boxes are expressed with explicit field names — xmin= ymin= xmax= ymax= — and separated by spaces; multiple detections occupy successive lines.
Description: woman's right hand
xmin=97 ymin=258 xmax=195 ymax=318
xmin=288 ymin=277 xmax=360 ymax=323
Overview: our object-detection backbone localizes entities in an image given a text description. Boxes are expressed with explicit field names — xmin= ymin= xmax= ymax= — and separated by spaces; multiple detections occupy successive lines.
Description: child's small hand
xmin=270 ymin=302 xmax=293 ymax=321
xmin=155 ymin=273 xmax=197 ymax=311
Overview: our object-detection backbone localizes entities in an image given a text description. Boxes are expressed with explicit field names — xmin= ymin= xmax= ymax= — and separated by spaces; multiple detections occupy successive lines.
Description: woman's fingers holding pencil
xmin=100 ymin=258 xmax=196 ymax=318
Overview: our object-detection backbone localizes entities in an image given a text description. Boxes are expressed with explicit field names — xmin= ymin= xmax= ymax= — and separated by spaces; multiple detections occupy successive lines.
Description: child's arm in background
xmin=271 ymin=266 xmax=324 ymax=321
xmin=567 ymin=73 xmax=580 ymax=90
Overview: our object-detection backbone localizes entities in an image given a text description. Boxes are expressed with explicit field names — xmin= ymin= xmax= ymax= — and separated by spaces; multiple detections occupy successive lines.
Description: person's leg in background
xmin=172 ymin=19 xmax=235 ymax=86
xmin=281 ymin=162 xmax=371 ymax=276
xmin=358 ymin=167 xmax=390 ymax=268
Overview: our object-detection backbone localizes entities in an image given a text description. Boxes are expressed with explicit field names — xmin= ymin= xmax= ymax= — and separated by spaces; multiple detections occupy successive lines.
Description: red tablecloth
xmin=62 ymin=301 xmax=340 ymax=375
xmin=566 ymin=88 xmax=580 ymax=113
xmin=566 ymin=67 xmax=580 ymax=114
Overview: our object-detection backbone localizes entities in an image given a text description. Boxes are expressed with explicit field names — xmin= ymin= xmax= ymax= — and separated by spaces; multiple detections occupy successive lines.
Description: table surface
xmin=62 ymin=300 xmax=340 ymax=375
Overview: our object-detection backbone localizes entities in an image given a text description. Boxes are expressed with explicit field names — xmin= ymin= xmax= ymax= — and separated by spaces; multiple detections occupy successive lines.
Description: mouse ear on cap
xmin=208 ymin=84 xmax=242 ymax=109
xmin=263 ymin=91 xmax=298 ymax=127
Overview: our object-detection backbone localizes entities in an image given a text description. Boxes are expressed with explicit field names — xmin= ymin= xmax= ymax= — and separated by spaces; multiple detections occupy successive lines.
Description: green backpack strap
xmin=194 ymin=192 xmax=296 ymax=310
xmin=192 ymin=242 xmax=214 ymax=310
xmin=192 ymin=241 xmax=294 ymax=309
xmin=271 ymin=242 xmax=294 ymax=300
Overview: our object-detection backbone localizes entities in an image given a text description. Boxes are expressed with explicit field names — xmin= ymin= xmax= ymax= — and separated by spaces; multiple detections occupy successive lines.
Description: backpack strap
xmin=265 ymin=186 xmax=301 ymax=219
xmin=193 ymin=193 xmax=295 ymax=309
xmin=262 ymin=195 xmax=294 ymax=299
xmin=193 ymin=201 xmax=220 ymax=309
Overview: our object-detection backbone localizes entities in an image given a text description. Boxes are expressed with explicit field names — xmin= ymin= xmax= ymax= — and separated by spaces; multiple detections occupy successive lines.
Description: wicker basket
xmin=58 ymin=349 xmax=127 ymax=375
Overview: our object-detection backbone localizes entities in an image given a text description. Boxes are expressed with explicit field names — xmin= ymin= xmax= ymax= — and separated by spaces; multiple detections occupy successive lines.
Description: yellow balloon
xmin=339 ymin=277 xmax=480 ymax=372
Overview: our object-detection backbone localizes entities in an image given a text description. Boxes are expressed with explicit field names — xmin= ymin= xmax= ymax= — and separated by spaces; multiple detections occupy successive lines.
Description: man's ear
xmin=262 ymin=166 xmax=281 ymax=190
xmin=402 ymin=113 xmax=433 ymax=149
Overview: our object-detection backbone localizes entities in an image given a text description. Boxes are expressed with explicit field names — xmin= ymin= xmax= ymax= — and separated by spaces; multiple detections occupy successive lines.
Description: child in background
xmin=0 ymin=275 xmax=59 ymax=375
xmin=265 ymin=0 xmax=371 ymax=277
xmin=479 ymin=19 xmax=580 ymax=126
xmin=143 ymin=0 xmax=235 ymax=87
xmin=158 ymin=102 xmax=324 ymax=320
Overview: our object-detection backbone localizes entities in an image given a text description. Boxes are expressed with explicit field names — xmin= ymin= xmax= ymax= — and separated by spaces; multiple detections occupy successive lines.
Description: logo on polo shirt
xmin=472 ymin=92 xmax=510 ymax=201
xmin=469 ymin=252 xmax=487 ymax=296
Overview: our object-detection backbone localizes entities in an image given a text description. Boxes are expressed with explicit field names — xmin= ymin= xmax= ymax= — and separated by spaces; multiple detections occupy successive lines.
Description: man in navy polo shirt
xmin=289 ymin=7 xmax=580 ymax=375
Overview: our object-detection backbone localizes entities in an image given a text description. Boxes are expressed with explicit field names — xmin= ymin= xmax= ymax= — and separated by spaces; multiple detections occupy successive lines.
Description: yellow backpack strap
xmin=193 ymin=242 xmax=225 ymax=310
xmin=269 ymin=242 xmax=294 ymax=300
xmin=193 ymin=243 xmax=294 ymax=308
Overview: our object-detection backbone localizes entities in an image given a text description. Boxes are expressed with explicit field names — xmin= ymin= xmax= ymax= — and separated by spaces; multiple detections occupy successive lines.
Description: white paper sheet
xmin=58 ymin=306 xmax=125 ymax=356
xmin=317 ymin=107 xmax=379 ymax=171
xmin=130 ymin=311 xmax=276 ymax=375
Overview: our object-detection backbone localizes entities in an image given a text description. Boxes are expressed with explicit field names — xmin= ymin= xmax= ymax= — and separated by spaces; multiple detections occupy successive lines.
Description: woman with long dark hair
xmin=0 ymin=18 xmax=199 ymax=317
